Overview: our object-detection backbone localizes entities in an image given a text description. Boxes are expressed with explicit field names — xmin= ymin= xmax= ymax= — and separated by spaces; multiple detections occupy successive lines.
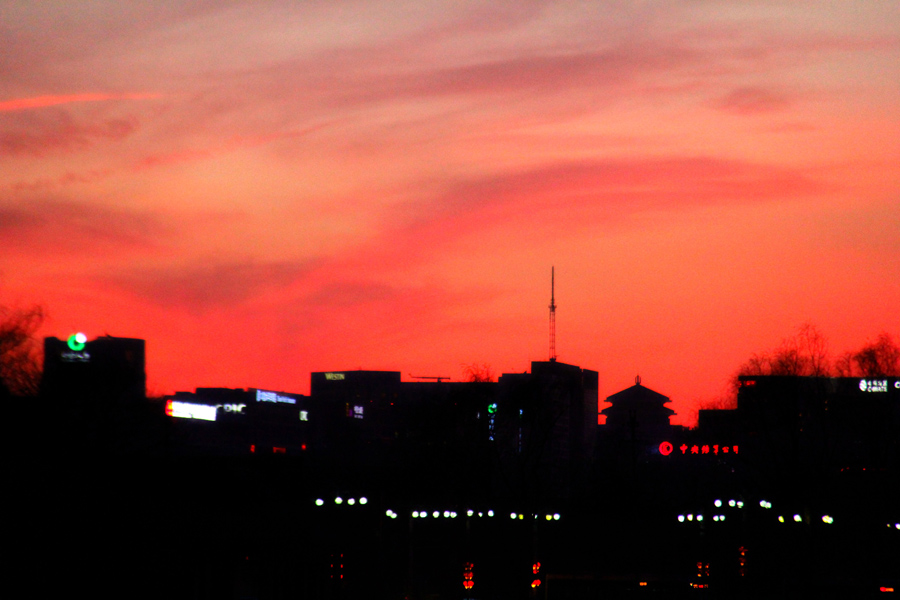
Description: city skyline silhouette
xmin=2 ymin=3 xmax=898 ymax=428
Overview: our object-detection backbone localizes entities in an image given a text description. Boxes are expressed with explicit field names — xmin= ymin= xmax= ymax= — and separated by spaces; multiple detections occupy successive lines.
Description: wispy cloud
xmin=0 ymin=112 xmax=139 ymax=157
xmin=715 ymin=87 xmax=791 ymax=115
xmin=104 ymin=259 xmax=318 ymax=312
xmin=0 ymin=93 xmax=161 ymax=113
xmin=0 ymin=199 xmax=167 ymax=256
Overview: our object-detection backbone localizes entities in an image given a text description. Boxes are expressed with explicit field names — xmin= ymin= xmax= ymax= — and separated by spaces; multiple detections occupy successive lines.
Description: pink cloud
xmin=0 ymin=113 xmax=139 ymax=157
xmin=103 ymin=259 xmax=319 ymax=313
xmin=715 ymin=87 xmax=791 ymax=115
xmin=0 ymin=199 xmax=167 ymax=257
xmin=0 ymin=93 xmax=161 ymax=113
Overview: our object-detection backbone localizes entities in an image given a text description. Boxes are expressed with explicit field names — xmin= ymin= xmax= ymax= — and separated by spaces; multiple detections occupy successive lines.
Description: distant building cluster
xmin=35 ymin=333 xmax=900 ymax=596
xmin=39 ymin=333 xmax=899 ymax=502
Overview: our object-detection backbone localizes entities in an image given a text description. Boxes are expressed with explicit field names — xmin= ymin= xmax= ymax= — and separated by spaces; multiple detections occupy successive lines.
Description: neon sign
xmin=859 ymin=379 xmax=889 ymax=392
xmin=488 ymin=402 xmax=497 ymax=441
xmin=660 ymin=441 xmax=739 ymax=456
xmin=256 ymin=390 xmax=296 ymax=404
xmin=216 ymin=403 xmax=246 ymax=414
xmin=325 ymin=372 xmax=345 ymax=380
xmin=299 ymin=410 xmax=309 ymax=421
xmin=67 ymin=332 xmax=87 ymax=351
xmin=62 ymin=332 xmax=91 ymax=362
xmin=166 ymin=400 xmax=217 ymax=421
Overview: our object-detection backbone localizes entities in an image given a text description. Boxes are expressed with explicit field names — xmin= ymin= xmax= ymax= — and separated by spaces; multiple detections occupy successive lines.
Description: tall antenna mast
xmin=549 ymin=266 xmax=557 ymax=362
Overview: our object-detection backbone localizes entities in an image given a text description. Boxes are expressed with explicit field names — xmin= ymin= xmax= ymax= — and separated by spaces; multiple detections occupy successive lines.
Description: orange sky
xmin=2 ymin=2 xmax=898 ymax=425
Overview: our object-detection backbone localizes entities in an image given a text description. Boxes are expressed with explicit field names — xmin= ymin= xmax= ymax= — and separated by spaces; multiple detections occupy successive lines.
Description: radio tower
xmin=549 ymin=266 xmax=557 ymax=362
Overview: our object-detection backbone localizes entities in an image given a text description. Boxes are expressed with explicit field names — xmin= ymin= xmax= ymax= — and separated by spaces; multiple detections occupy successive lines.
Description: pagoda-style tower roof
xmin=600 ymin=376 xmax=675 ymax=428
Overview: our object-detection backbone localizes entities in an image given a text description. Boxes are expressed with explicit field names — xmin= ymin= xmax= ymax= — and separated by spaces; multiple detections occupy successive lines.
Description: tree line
xmin=737 ymin=323 xmax=900 ymax=380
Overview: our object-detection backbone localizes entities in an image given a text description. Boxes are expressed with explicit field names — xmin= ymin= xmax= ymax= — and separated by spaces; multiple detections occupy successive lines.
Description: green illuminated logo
xmin=67 ymin=332 xmax=87 ymax=352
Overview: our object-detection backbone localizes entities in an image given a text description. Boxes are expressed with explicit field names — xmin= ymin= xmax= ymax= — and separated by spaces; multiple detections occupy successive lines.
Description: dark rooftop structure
xmin=600 ymin=375 xmax=675 ymax=439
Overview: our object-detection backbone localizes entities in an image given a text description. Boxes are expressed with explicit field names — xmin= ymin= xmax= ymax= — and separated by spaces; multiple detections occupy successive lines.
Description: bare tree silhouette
xmin=462 ymin=362 xmax=494 ymax=383
xmin=0 ymin=304 xmax=45 ymax=397
xmin=736 ymin=323 xmax=830 ymax=379
xmin=844 ymin=332 xmax=900 ymax=377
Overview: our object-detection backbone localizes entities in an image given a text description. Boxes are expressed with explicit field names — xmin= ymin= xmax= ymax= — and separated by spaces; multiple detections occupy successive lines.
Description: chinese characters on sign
xmin=859 ymin=379 xmax=891 ymax=392
xmin=659 ymin=441 xmax=739 ymax=456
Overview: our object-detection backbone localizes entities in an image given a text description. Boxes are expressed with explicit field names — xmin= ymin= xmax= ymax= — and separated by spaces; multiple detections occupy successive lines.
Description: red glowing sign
xmin=660 ymin=442 xmax=739 ymax=456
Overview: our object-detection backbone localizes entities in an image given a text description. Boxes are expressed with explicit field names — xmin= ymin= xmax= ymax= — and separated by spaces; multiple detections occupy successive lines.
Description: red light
xmin=165 ymin=400 xmax=173 ymax=416
xmin=532 ymin=579 xmax=542 ymax=588
xmin=273 ymin=446 xmax=286 ymax=454
xmin=463 ymin=561 xmax=474 ymax=590
xmin=533 ymin=562 xmax=541 ymax=574
xmin=881 ymin=587 xmax=895 ymax=592
xmin=659 ymin=441 xmax=673 ymax=456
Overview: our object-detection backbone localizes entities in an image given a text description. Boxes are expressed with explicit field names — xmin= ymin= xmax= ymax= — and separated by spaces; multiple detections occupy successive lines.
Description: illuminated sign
xmin=67 ymin=332 xmax=87 ymax=351
xmin=660 ymin=442 xmax=739 ymax=456
xmin=325 ymin=372 xmax=345 ymax=380
xmin=488 ymin=402 xmax=497 ymax=441
xmin=216 ymin=403 xmax=246 ymax=414
xmin=299 ymin=410 xmax=309 ymax=421
xmin=353 ymin=405 xmax=363 ymax=419
xmin=859 ymin=379 xmax=889 ymax=392
xmin=62 ymin=332 xmax=91 ymax=362
xmin=256 ymin=389 xmax=296 ymax=404
xmin=166 ymin=400 xmax=217 ymax=421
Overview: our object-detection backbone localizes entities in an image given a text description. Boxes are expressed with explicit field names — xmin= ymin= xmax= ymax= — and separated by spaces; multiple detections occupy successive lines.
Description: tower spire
xmin=549 ymin=266 xmax=557 ymax=362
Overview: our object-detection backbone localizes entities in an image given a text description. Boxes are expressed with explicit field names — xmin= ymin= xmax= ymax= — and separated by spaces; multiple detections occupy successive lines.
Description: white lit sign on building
xmin=300 ymin=410 xmax=309 ymax=421
xmin=216 ymin=403 xmax=246 ymax=414
xmin=256 ymin=389 xmax=296 ymax=404
xmin=61 ymin=351 xmax=91 ymax=363
xmin=859 ymin=379 xmax=889 ymax=393
xmin=166 ymin=400 xmax=217 ymax=421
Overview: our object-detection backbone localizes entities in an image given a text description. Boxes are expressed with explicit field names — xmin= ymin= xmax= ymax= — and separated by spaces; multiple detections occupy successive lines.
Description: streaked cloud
xmin=715 ymin=87 xmax=791 ymax=115
xmin=0 ymin=93 xmax=161 ymax=113
xmin=103 ymin=259 xmax=318 ymax=313
xmin=0 ymin=199 xmax=167 ymax=256
xmin=0 ymin=111 xmax=139 ymax=156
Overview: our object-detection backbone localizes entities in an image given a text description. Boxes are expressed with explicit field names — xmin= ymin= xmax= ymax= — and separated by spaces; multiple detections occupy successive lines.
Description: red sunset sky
xmin=2 ymin=2 xmax=898 ymax=425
